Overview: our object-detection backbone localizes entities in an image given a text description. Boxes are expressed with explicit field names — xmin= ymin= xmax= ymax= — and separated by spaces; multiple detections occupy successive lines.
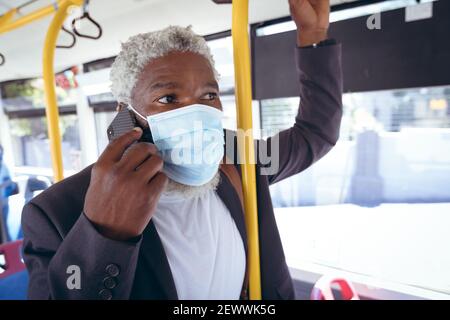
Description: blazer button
xmin=103 ymin=276 xmax=117 ymax=290
xmin=99 ymin=288 xmax=113 ymax=300
xmin=105 ymin=264 xmax=120 ymax=277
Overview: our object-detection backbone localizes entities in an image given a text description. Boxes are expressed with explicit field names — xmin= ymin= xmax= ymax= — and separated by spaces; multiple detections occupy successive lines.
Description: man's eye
xmin=201 ymin=92 xmax=218 ymax=100
xmin=157 ymin=95 xmax=177 ymax=104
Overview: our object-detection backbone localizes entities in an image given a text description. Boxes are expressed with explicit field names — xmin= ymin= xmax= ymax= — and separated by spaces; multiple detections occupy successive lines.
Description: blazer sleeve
xmin=257 ymin=43 xmax=343 ymax=184
xmin=22 ymin=202 xmax=142 ymax=300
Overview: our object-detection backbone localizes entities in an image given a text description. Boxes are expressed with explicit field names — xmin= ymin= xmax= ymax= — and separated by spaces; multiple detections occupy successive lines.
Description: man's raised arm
xmin=262 ymin=0 xmax=343 ymax=184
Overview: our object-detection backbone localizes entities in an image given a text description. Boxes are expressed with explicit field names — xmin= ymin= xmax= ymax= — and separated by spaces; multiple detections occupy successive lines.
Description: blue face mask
xmin=129 ymin=104 xmax=224 ymax=186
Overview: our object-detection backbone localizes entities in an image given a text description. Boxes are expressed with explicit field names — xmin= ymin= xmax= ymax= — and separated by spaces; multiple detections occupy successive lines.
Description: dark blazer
xmin=22 ymin=43 xmax=342 ymax=300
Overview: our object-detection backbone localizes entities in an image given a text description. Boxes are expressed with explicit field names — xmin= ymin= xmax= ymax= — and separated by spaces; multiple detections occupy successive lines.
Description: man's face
xmin=130 ymin=51 xmax=221 ymax=127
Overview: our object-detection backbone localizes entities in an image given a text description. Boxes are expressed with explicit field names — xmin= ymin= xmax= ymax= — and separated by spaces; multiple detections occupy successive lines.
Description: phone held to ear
xmin=107 ymin=107 xmax=154 ymax=144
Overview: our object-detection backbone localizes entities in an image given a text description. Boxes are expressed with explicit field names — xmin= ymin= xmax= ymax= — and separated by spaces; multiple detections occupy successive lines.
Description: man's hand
xmin=84 ymin=128 xmax=168 ymax=241
xmin=289 ymin=0 xmax=330 ymax=47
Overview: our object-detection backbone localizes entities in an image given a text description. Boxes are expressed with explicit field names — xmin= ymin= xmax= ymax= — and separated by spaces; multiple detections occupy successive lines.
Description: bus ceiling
xmin=0 ymin=0 xmax=357 ymax=78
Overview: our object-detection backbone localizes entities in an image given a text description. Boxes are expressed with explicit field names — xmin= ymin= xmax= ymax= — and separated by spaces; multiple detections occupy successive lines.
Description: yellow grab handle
xmin=43 ymin=0 xmax=83 ymax=182
xmin=231 ymin=0 xmax=262 ymax=300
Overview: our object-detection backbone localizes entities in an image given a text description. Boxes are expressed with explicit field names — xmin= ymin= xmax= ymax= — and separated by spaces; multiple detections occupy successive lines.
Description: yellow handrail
xmin=0 ymin=0 xmax=76 ymax=35
xmin=0 ymin=8 xmax=17 ymax=31
xmin=231 ymin=0 xmax=262 ymax=300
xmin=43 ymin=0 xmax=83 ymax=182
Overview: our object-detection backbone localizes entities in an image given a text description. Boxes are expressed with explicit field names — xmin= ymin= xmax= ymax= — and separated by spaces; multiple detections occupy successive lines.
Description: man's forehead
xmin=130 ymin=51 xmax=219 ymax=101
xmin=137 ymin=52 xmax=218 ymax=91
xmin=143 ymin=51 xmax=213 ymax=72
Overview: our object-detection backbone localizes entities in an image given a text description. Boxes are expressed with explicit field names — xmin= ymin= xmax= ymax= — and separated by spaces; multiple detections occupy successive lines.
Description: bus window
xmin=268 ymin=85 xmax=450 ymax=299
xmin=1 ymin=75 xmax=81 ymax=177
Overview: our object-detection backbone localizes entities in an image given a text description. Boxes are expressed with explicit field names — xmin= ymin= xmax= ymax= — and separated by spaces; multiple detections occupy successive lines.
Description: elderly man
xmin=22 ymin=0 xmax=342 ymax=300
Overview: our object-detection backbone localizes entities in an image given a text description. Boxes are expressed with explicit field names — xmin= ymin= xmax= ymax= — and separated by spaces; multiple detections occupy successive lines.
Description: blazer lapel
xmin=135 ymin=221 xmax=178 ymax=299
xmin=216 ymin=170 xmax=249 ymax=254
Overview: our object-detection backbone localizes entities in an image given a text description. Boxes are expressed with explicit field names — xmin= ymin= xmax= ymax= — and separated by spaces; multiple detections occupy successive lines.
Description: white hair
xmin=110 ymin=25 xmax=218 ymax=104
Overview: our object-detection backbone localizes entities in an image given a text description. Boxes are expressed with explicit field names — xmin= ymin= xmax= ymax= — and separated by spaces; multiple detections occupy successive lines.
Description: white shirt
xmin=151 ymin=189 xmax=246 ymax=300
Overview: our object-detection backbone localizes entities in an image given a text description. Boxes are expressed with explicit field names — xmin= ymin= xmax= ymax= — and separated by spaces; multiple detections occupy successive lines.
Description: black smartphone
xmin=107 ymin=107 xmax=154 ymax=143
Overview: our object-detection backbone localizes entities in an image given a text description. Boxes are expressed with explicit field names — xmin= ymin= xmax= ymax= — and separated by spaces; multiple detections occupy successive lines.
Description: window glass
xmin=264 ymin=85 xmax=450 ymax=298
xmin=207 ymin=36 xmax=262 ymax=132
xmin=260 ymin=98 xmax=298 ymax=134
xmin=9 ymin=114 xmax=82 ymax=174
xmin=207 ymin=36 xmax=235 ymax=95
xmin=1 ymin=68 xmax=79 ymax=112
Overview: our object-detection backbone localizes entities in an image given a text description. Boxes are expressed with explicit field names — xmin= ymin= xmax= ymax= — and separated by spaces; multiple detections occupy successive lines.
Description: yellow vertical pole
xmin=43 ymin=0 xmax=82 ymax=182
xmin=231 ymin=0 xmax=262 ymax=300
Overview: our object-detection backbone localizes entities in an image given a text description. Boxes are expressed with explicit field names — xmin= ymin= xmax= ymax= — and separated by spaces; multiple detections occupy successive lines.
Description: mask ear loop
xmin=127 ymin=104 xmax=155 ymax=144
xmin=127 ymin=104 xmax=147 ymax=122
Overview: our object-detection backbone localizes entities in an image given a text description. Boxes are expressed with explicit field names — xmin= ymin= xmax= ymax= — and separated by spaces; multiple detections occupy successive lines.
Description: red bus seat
xmin=311 ymin=275 xmax=360 ymax=300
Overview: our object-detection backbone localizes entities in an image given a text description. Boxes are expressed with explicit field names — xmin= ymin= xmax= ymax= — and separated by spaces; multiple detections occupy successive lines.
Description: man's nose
xmin=177 ymin=96 xmax=214 ymax=109
xmin=180 ymin=96 xmax=199 ymax=107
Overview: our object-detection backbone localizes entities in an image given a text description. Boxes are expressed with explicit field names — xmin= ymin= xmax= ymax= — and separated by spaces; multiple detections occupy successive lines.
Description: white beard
xmin=162 ymin=171 xmax=221 ymax=199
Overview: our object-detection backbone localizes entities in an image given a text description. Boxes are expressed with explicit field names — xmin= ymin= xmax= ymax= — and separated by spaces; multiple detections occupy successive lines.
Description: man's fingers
xmin=135 ymin=153 xmax=164 ymax=182
xmin=99 ymin=128 xmax=143 ymax=163
xmin=147 ymin=172 xmax=169 ymax=196
xmin=289 ymin=0 xmax=314 ymax=21
xmin=119 ymin=142 xmax=159 ymax=172
xmin=313 ymin=0 xmax=330 ymax=15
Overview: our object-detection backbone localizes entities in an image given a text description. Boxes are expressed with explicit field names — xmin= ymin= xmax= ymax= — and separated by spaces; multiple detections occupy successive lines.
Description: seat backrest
xmin=0 ymin=240 xmax=25 ymax=279
xmin=0 ymin=270 xmax=28 ymax=300
xmin=0 ymin=240 xmax=28 ymax=300
xmin=311 ymin=275 xmax=360 ymax=300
